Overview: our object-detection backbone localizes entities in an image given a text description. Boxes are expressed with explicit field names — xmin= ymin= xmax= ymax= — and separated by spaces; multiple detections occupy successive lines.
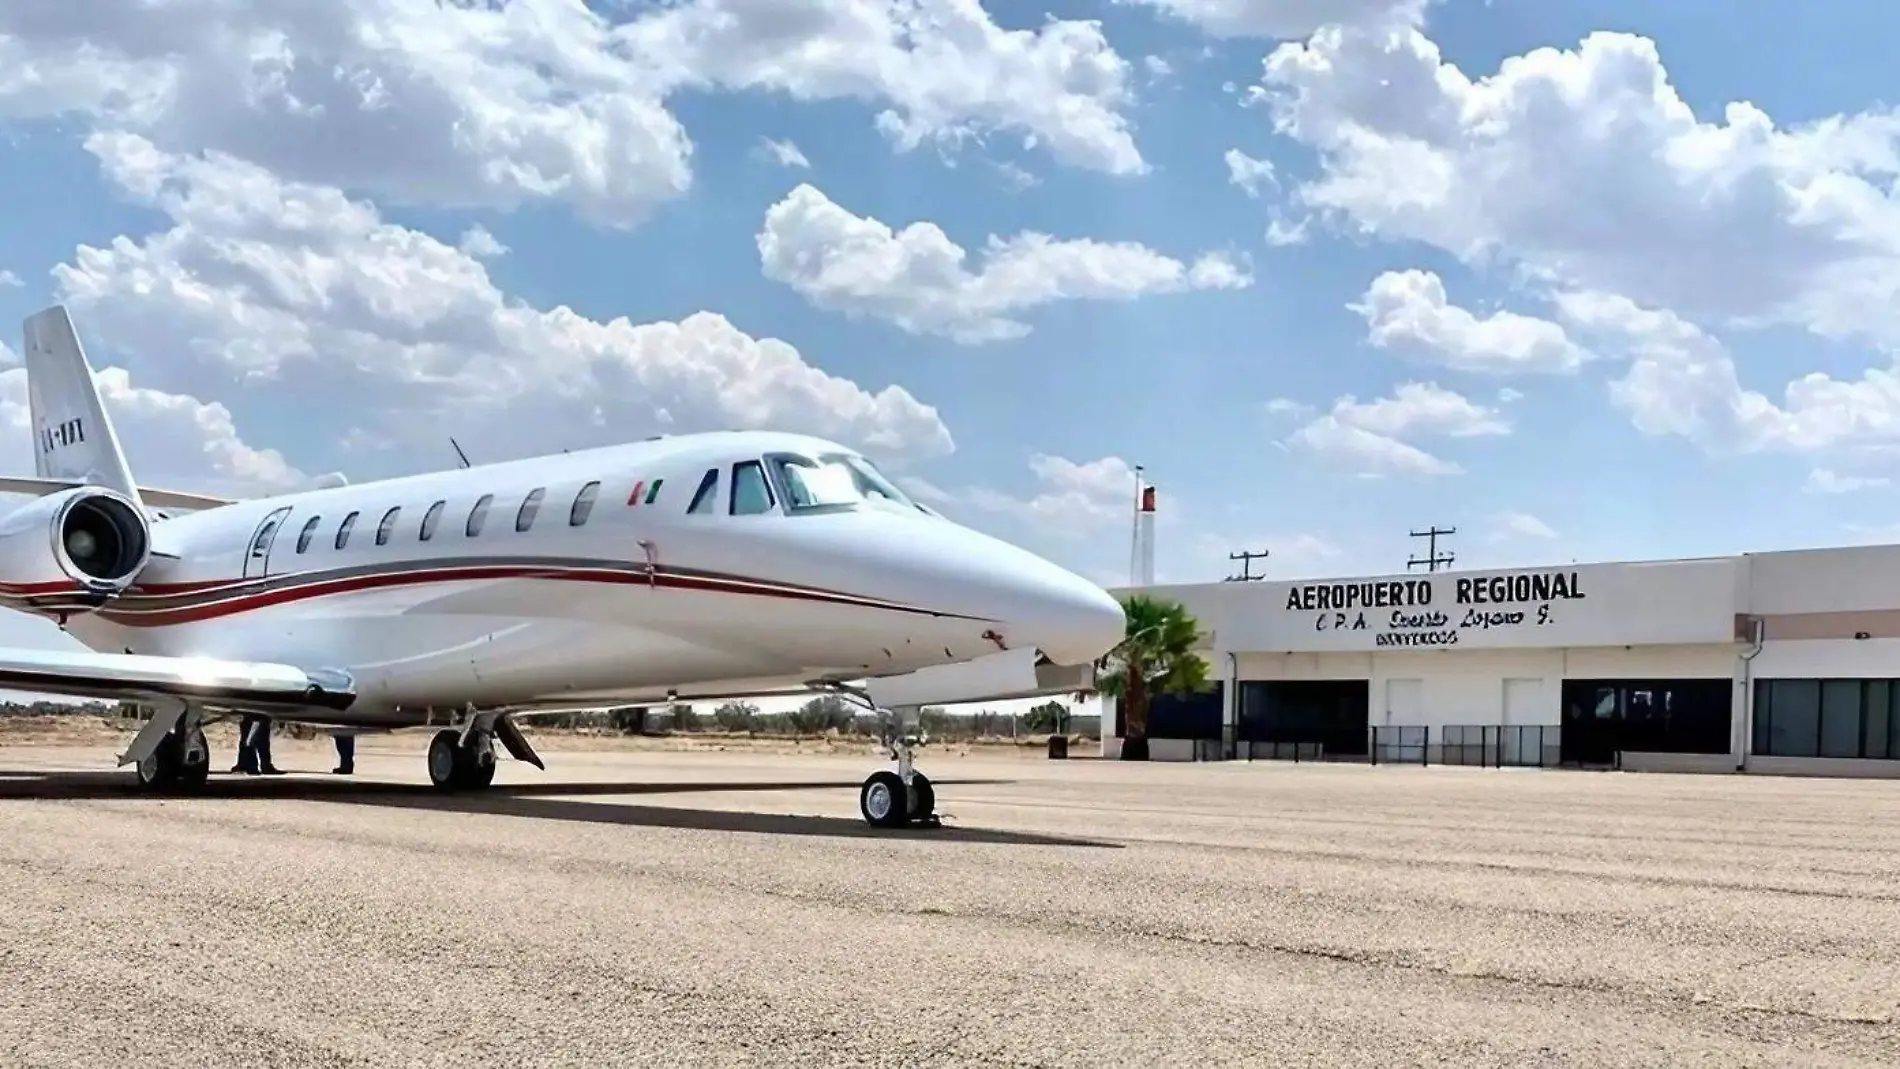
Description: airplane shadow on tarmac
xmin=0 ymin=769 xmax=1122 ymax=849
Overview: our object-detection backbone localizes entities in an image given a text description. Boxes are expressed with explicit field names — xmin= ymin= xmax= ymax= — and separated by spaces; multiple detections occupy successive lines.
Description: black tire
xmin=427 ymin=730 xmax=462 ymax=790
xmin=859 ymin=770 xmax=908 ymax=828
xmin=177 ymin=728 xmax=211 ymax=788
xmin=906 ymin=772 xmax=935 ymax=824
xmin=135 ymin=732 xmax=181 ymax=790
xmin=466 ymin=751 xmax=497 ymax=789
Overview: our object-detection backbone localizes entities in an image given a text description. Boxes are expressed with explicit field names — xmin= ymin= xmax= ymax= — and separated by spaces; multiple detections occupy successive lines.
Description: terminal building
xmin=1102 ymin=543 xmax=1900 ymax=777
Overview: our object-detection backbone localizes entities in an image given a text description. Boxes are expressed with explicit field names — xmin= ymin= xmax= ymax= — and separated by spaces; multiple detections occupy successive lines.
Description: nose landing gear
xmin=858 ymin=717 xmax=939 ymax=829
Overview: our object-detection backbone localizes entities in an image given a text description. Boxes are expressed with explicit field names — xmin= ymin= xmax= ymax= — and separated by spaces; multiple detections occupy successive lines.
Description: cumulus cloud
xmin=1255 ymin=26 xmax=1900 ymax=347
xmin=1352 ymin=270 xmax=1591 ymax=374
xmin=0 ymin=367 xmax=302 ymax=497
xmin=1281 ymin=381 xmax=1508 ymax=476
xmin=0 ymin=0 xmax=1149 ymax=229
xmin=1806 ymin=468 xmax=1889 ymax=494
xmin=50 ymin=133 xmax=953 ymax=475
xmin=758 ymin=183 xmax=1252 ymax=343
xmin=1553 ymin=290 xmax=1900 ymax=456
xmin=1117 ymin=0 xmax=1430 ymax=39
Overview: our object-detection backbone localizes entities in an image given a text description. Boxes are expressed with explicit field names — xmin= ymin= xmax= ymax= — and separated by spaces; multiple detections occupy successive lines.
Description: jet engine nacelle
xmin=0 ymin=485 xmax=152 ymax=604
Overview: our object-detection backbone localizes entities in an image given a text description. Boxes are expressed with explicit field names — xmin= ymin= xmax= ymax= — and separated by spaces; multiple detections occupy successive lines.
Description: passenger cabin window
xmin=335 ymin=511 xmax=359 ymax=550
xmin=295 ymin=515 xmax=322 ymax=554
xmin=570 ymin=481 xmax=600 ymax=526
xmin=730 ymin=461 xmax=775 ymax=515
xmin=420 ymin=500 xmax=446 ymax=541
xmin=466 ymin=494 xmax=493 ymax=537
xmin=376 ymin=506 xmax=401 ymax=546
xmin=516 ymin=487 xmax=545 ymax=532
xmin=687 ymin=468 xmax=719 ymax=514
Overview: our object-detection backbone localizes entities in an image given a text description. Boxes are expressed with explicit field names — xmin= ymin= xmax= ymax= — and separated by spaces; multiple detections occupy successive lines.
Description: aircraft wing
xmin=0 ymin=475 xmax=237 ymax=511
xmin=0 ymin=646 xmax=354 ymax=712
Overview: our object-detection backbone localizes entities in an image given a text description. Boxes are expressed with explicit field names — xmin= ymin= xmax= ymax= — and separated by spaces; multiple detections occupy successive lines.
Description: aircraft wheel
xmin=906 ymin=772 xmax=935 ymax=825
xmin=859 ymin=770 xmax=908 ymax=828
xmin=467 ymin=749 xmax=497 ymax=789
xmin=135 ymin=733 xmax=181 ymax=790
xmin=177 ymin=728 xmax=211 ymax=788
xmin=427 ymin=730 xmax=462 ymax=790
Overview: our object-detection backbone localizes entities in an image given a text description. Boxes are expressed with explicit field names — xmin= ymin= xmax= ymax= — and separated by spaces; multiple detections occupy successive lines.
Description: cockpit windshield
xmin=773 ymin=455 xmax=863 ymax=509
xmin=768 ymin=452 xmax=919 ymax=512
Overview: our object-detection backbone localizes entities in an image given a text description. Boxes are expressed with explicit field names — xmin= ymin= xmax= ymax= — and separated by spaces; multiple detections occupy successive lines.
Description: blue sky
xmin=0 ymin=0 xmax=1899 ymax=622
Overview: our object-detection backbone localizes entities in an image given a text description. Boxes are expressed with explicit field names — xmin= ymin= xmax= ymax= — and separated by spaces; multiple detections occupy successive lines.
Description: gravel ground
xmin=1 ymin=738 xmax=1897 ymax=1068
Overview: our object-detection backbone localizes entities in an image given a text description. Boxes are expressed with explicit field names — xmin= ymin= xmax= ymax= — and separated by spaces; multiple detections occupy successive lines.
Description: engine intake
xmin=0 ymin=485 xmax=153 ymax=603
xmin=56 ymin=491 xmax=150 ymax=585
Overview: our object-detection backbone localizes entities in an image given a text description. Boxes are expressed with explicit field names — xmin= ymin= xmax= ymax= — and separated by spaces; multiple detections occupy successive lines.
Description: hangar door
xmin=1239 ymin=680 xmax=1370 ymax=759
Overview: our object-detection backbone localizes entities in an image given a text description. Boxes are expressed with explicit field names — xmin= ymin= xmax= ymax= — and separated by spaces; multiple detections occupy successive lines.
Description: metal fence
xmin=1245 ymin=740 xmax=1325 ymax=762
xmin=1369 ymin=725 xmax=1428 ymax=765
xmin=1437 ymin=725 xmax=1561 ymax=768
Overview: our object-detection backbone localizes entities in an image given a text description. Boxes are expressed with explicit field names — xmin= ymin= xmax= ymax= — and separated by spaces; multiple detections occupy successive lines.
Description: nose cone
xmin=998 ymin=558 xmax=1127 ymax=668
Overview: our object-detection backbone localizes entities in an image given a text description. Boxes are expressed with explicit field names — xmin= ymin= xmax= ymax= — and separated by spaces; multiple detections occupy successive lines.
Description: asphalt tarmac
xmin=1 ymin=738 xmax=1897 ymax=1068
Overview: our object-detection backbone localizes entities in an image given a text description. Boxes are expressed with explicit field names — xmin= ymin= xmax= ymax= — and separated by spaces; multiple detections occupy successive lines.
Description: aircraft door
xmin=244 ymin=506 xmax=293 ymax=579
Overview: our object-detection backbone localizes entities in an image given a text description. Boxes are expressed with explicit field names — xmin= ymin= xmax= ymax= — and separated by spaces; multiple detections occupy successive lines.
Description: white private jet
xmin=0 ymin=306 xmax=1126 ymax=828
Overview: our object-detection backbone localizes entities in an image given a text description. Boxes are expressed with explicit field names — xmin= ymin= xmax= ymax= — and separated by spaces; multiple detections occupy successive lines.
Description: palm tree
xmin=1077 ymin=594 xmax=1211 ymax=760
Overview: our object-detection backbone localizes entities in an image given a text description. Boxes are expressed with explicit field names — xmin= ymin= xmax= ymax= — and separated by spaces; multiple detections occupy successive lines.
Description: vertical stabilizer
xmin=22 ymin=306 xmax=140 ymax=504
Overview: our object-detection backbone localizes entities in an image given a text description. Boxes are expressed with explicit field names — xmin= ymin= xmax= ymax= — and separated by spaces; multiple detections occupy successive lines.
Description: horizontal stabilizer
xmin=0 ymin=646 xmax=355 ymax=712
xmin=0 ymin=475 xmax=235 ymax=511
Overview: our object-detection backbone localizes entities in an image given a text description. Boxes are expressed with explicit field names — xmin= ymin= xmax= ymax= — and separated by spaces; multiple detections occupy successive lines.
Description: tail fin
xmin=22 ymin=306 xmax=140 ymax=506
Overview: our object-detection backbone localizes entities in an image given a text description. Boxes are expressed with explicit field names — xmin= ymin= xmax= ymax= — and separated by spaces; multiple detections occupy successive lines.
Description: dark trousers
xmin=234 ymin=715 xmax=276 ymax=772
xmin=334 ymin=733 xmax=354 ymax=772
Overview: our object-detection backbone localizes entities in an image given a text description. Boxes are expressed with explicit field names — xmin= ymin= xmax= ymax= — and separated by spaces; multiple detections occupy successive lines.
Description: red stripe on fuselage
xmin=85 ymin=563 xmax=969 ymax=628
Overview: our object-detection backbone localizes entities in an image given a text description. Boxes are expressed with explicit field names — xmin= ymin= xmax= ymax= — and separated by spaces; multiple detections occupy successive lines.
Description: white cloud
xmin=0 ymin=367 xmax=302 ymax=497
xmin=50 ymin=132 xmax=953 ymax=473
xmin=757 ymin=138 xmax=811 ymax=170
xmin=1489 ymin=510 xmax=1557 ymax=541
xmin=1554 ymin=290 xmax=1900 ymax=455
xmin=1805 ymin=468 xmax=1890 ymax=494
xmin=1117 ymin=0 xmax=1429 ymax=39
xmin=757 ymin=183 xmax=1252 ymax=343
xmin=457 ymin=226 xmax=508 ymax=259
xmin=626 ymin=0 xmax=1147 ymax=176
xmin=1255 ymin=26 xmax=1900 ymax=347
xmin=1283 ymin=381 xmax=1508 ymax=477
xmin=961 ymin=453 xmax=1140 ymax=530
xmin=0 ymin=270 xmax=20 ymax=289
xmin=1353 ymin=269 xmax=1591 ymax=374
xmin=1224 ymin=148 xmax=1277 ymax=197
xmin=0 ymin=0 xmax=1148 ymax=230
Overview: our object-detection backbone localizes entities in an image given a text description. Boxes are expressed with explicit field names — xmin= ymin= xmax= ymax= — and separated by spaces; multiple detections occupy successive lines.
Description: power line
xmin=1224 ymin=549 xmax=1270 ymax=582
xmin=1406 ymin=525 xmax=1456 ymax=573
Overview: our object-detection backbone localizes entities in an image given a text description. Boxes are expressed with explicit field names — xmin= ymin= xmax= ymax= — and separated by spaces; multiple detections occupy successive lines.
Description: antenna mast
xmin=1406 ymin=525 xmax=1457 ymax=573
xmin=449 ymin=437 xmax=471 ymax=469
xmin=1225 ymin=549 xmax=1270 ymax=582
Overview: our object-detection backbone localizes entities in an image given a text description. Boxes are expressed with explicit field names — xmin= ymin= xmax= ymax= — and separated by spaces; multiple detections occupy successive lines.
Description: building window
xmin=335 ymin=511 xmax=359 ymax=550
xmin=1754 ymin=678 xmax=1900 ymax=759
xmin=570 ymin=481 xmax=600 ymax=526
xmin=376 ymin=506 xmax=401 ymax=546
xmin=295 ymin=515 xmax=322 ymax=554
xmin=516 ymin=487 xmax=545 ymax=532
xmin=420 ymin=500 xmax=446 ymax=541
xmin=466 ymin=494 xmax=493 ymax=537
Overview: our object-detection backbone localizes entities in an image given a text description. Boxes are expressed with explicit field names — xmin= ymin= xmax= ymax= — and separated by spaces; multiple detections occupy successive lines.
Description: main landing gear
xmin=127 ymin=704 xmax=211 ymax=791
xmin=859 ymin=724 xmax=939 ymax=830
xmin=425 ymin=711 xmax=543 ymax=791
xmin=427 ymin=728 xmax=497 ymax=790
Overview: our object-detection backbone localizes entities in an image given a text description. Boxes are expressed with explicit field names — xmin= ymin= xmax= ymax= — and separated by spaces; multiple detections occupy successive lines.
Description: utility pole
xmin=1225 ymin=549 xmax=1270 ymax=582
xmin=1407 ymin=525 xmax=1456 ymax=573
